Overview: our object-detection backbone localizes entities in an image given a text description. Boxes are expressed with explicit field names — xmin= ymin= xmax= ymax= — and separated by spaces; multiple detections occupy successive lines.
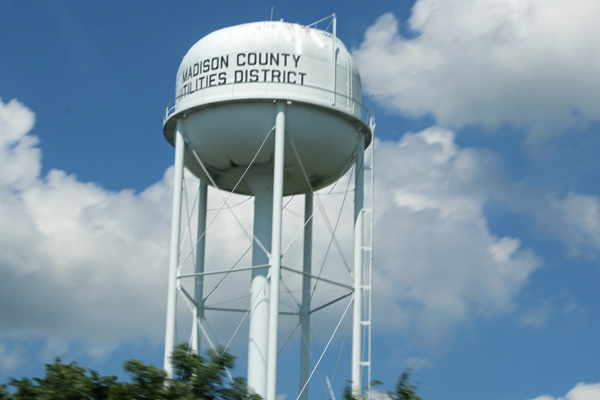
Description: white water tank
xmin=163 ymin=21 xmax=371 ymax=195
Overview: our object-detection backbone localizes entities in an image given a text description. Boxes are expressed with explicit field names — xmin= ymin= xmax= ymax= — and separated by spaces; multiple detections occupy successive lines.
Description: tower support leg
xmin=164 ymin=121 xmax=186 ymax=378
xmin=192 ymin=181 xmax=208 ymax=354
xmin=299 ymin=192 xmax=313 ymax=400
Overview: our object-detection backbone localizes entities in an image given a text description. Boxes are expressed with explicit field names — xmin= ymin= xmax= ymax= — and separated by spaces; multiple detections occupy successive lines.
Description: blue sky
xmin=2 ymin=1 xmax=600 ymax=399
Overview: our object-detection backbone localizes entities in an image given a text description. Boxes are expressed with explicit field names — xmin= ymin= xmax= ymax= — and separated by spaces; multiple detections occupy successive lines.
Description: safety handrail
xmin=162 ymin=80 xmax=374 ymax=130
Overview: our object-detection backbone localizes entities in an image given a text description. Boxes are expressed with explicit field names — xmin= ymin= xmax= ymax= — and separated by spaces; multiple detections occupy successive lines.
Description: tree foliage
xmin=343 ymin=369 xmax=422 ymax=400
xmin=1 ymin=344 xmax=260 ymax=400
xmin=392 ymin=370 xmax=422 ymax=400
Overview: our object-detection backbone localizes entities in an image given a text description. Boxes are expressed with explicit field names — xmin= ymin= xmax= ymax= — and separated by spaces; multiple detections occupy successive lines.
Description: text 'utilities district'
xmin=179 ymin=52 xmax=308 ymax=98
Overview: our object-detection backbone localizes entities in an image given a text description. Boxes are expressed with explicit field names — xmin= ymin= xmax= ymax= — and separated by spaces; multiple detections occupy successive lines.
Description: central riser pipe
xmin=266 ymin=102 xmax=286 ymax=400
xmin=247 ymin=177 xmax=273 ymax=397
xmin=247 ymin=102 xmax=286 ymax=400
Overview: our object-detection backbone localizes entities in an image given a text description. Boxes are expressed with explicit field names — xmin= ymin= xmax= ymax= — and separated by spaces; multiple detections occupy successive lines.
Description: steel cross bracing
xmin=163 ymin=20 xmax=376 ymax=392
xmin=166 ymin=116 xmax=366 ymax=398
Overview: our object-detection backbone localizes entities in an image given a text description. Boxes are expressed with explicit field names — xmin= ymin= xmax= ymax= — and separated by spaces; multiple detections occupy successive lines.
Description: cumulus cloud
xmin=519 ymin=296 xmax=585 ymax=328
xmin=519 ymin=298 xmax=554 ymax=327
xmin=542 ymin=193 xmax=600 ymax=255
xmin=354 ymin=0 xmax=600 ymax=139
xmin=532 ymin=382 xmax=600 ymax=400
xmin=404 ymin=356 xmax=433 ymax=372
xmin=0 ymin=98 xmax=40 ymax=189
xmin=499 ymin=184 xmax=600 ymax=257
xmin=0 ymin=97 xmax=357 ymax=366
xmin=0 ymin=98 xmax=172 ymax=351
xmin=372 ymin=127 xmax=540 ymax=345
xmin=370 ymin=126 xmax=600 ymax=343
xmin=0 ymin=343 xmax=23 ymax=372
xmin=2 ymin=96 xmax=599 ymax=371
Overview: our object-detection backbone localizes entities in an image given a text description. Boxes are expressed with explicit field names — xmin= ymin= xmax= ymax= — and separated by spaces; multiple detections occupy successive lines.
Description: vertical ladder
xmin=361 ymin=117 xmax=375 ymax=399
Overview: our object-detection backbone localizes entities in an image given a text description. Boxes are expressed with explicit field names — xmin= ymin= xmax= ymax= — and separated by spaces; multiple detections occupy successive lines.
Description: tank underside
xmin=163 ymin=100 xmax=370 ymax=196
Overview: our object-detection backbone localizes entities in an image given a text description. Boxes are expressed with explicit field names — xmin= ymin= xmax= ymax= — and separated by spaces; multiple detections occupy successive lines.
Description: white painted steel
xmin=192 ymin=181 xmax=208 ymax=354
xmin=367 ymin=115 xmax=377 ymax=400
xmin=326 ymin=376 xmax=337 ymax=400
xmin=266 ymin=102 xmax=286 ymax=400
xmin=163 ymin=21 xmax=370 ymax=196
xmin=162 ymin=17 xmax=374 ymax=400
xmin=352 ymin=135 xmax=365 ymax=396
xmin=362 ymin=116 xmax=375 ymax=399
xmin=299 ymin=192 xmax=313 ymax=400
xmin=164 ymin=123 xmax=186 ymax=378
xmin=331 ymin=16 xmax=337 ymax=106
xmin=170 ymin=21 xmax=362 ymax=120
xmin=247 ymin=175 xmax=273 ymax=398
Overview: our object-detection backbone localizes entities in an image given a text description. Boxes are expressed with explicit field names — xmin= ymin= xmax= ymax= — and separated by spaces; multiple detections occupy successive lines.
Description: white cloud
xmin=0 ymin=97 xmax=358 ymax=366
xmin=369 ymin=127 xmax=600 ymax=343
xmin=519 ymin=296 xmax=585 ymax=328
xmin=2 ymin=96 xmax=598 ymax=373
xmin=0 ymin=98 xmax=547 ymax=365
xmin=371 ymin=127 xmax=540 ymax=345
xmin=0 ymin=98 xmax=39 ymax=189
xmin=371 ymin=391 xmax=393 ymax=400
xmin=354 ymin=0 xmax=600 ymax=139
xmin=544 ymin=193 xmax=600 ymax=255
xmin=0 ymin=343 xmax=23 ymax=372
xmin=0 ymin=98 xmax=172 ymax=350
xmin=498 ymin=186 xmax=600 ymax=256
xmin=532 ymin=382 xmax=600 ymax=400
xmin=519 ymin=298 xmax=554 ymax=327
xmin=404 ymin=356 xmax=433 ymax=372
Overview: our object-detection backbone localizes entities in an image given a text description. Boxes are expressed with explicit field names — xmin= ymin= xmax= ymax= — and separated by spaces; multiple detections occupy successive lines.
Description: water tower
xmin=162 ymin=16 xmax=373 ymax=400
